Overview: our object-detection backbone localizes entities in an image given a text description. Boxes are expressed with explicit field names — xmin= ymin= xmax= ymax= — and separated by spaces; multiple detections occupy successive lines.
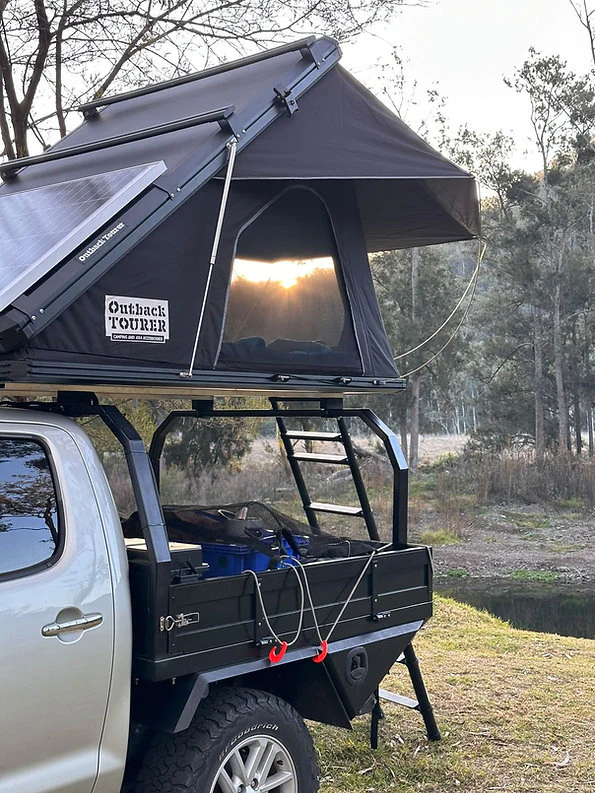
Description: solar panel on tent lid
xmin=0 ymin=160 xmax=166 ymax=313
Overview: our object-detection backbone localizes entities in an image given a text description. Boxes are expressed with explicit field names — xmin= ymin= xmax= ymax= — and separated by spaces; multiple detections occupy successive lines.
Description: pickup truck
xmin=0 ymin=393 xmax=435 ymax=793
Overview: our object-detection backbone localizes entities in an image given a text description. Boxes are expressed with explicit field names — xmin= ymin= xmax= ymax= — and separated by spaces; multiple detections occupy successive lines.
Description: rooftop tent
xmin=0 ymin=36 xmax=480 ymax=396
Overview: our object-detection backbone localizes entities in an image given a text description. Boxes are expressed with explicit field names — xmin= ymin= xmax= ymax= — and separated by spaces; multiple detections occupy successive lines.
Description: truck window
xmin=0 ymin=438 xmax=60 ymax=576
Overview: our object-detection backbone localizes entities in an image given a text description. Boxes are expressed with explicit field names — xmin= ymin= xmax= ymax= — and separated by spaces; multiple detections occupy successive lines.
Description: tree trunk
xmin=13 ymin=112 xmax=30 ymax=158
xmin=399 ymin=402 xmax=408 ymax=459
xmin=571 ymin=320 xmax=582 ymax=454
xmin=0 ymin=83 xmax=15 ymax=159
xmin=409 ymin=372 xmax=421 ymax=473
xmin=533 ymin=305 xmax=546 ymax=464
xmin=553 ymin=267 xmax=569 ymax=451
xmin=584 ymin=310 xmax=594 ymax=456
xmin=408 ymin=247 xmax=421 ymax=473
xmin=573 ymin=391 xmax=582 ymax=454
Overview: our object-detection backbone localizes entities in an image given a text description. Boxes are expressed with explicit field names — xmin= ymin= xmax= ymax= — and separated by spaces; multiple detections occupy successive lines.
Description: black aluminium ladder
xmin=270 ymin=398 xmax=380 ymax=541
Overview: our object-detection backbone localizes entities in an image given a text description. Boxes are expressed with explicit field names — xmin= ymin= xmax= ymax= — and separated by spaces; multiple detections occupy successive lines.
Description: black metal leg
xmin=403 ymin=643 xmax=441 ymax=742
xmin=370 ymin=687 xmax=383 ymax=750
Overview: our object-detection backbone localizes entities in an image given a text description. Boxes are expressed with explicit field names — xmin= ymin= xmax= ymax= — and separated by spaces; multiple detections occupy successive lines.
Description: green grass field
xmin=312 ymin=597 xmax=595 ymax=792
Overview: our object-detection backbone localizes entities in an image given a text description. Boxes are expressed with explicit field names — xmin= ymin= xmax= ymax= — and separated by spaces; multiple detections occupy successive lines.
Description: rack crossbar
xmin=0 ymin=107 xmax=235 ymax=180
xmin=79 ymin=36 xmax=317 ymax=116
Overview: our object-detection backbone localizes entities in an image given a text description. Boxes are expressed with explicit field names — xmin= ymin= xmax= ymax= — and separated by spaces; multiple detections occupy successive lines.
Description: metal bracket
xmin=253 ymin=578 xmax=267 ymax=647
xmin=160 ymin=612 xmax=200 ymax=632
xmin=273 ymin=85 xmax=298 ymax=116
xmin=369 ymin=559 xmax=379 ymax=621
xmin=217 ymin=113 xmax=243 ymax=137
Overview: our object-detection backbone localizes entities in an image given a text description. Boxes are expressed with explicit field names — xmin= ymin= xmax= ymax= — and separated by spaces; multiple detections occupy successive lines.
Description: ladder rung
xmin=292 ymin=452 xmax=349 ymax=464
xmin=378 ymin=688 xmax=419 ymax=710
xmin=285 ymin=430 xmax=342 ymax=441
xmin=309 ymin=502 xmax=364 ymax=516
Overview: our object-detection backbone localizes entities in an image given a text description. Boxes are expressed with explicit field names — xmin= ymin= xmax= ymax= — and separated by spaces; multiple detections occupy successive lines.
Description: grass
xmin=312 ymin=596 xmax=595 ymax=792
xmin=554 ymin=497 xmax=586 ymax=511
xmin=443 ymin=450 xmax=595 ymax=507
xmin=500 ymin=511 xmax=552 ymax=530
xmin=550 ymin=544 xmax=583 ymax=554
xmin=420 ymin=528 xmax=463 ymax=546
xmin=445 ymin=568 xmax=470 ymax=578
xmin=508 ymin=570 xmax=561 ymax=582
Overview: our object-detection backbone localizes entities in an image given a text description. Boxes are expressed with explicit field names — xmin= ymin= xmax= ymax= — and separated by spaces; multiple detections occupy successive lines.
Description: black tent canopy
xmin=0 ymin=36 xmax=479 ymax=397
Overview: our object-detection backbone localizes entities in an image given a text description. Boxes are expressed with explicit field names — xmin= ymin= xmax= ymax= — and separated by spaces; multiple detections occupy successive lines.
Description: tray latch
xmin=160 ymin=612 xmax=200 ymax=632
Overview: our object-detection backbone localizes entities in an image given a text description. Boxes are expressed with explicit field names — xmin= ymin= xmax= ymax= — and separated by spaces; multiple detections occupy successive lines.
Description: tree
xmin=163 ymin=402 xmax=263 ymax=476
xmin=503 ymin=51 xmax=595 ymax=452
xmin=569 ymin=0 xmax=595 ymax=68
xmin=0 ymin=0 xmax=419 ymax=159
xmin=372 ymin=241 xmax=475 ymax=470
xmin=505 ymin=50 xmax=595 ymax=184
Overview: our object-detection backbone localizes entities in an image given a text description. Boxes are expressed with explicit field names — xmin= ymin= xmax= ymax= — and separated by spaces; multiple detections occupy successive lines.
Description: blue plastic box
xmin=201 ymin=536 xmax=308 ymax=578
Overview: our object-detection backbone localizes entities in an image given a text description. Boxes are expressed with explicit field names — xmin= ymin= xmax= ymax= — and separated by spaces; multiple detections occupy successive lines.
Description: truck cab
xmin=0 ymin=410 xmax=132 ymax=793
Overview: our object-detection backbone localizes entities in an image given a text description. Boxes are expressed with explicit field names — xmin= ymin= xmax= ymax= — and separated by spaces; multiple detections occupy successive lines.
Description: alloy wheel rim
xmin=209 ymin=733 xmax=297 ymax=793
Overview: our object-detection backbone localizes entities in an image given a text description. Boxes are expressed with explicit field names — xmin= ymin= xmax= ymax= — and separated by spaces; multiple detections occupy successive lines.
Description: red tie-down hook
xmin=268 ymin=641 xmax=288 ymax=663
xmin=312 ymin=640 xmax=328 ymax=663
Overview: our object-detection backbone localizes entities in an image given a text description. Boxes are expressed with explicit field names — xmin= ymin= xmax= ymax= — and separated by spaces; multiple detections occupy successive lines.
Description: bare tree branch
xmin=0 ymin=0 xmax=418 ymax=159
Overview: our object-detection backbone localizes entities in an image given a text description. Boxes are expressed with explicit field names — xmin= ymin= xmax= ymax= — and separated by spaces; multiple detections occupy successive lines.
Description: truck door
xmin=0 ymin=423 xmax=115 ymax=793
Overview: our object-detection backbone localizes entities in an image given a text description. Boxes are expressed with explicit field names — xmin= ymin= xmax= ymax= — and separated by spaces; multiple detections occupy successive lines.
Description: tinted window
xmin=0 ymin=439 xmax=60 ymax=576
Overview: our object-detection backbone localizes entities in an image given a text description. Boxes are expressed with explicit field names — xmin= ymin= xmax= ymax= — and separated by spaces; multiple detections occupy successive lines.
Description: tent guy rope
xmin=396 ymin=237 xmax=486 ymax=379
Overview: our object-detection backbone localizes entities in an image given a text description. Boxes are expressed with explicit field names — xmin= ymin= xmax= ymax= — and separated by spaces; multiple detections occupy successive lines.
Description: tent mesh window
xmin=218 ymin=188 xmax=362 ymax=373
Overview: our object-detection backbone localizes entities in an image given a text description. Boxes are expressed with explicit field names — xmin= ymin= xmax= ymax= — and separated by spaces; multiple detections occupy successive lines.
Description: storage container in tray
xmin=201 ymin=535 xmax=309 ymax=578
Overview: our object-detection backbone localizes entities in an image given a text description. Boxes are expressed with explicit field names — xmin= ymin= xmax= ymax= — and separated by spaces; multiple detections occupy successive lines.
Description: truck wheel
xmin=135 ymin=687 xmax=320 ymax=793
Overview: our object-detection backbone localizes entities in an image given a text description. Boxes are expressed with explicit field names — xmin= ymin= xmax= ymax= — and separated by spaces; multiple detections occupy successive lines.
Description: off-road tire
xmin=134 ymin=686 xmax=320 ymax=792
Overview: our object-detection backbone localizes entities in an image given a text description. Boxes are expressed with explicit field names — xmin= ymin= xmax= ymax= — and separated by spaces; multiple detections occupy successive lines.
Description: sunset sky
xmin=232 ymin=257 xmax=335 ymax=288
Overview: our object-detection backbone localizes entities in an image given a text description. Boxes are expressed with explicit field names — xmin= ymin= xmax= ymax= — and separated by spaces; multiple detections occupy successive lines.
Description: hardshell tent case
xmin=0 ymin=35 xmax=479 ymax=398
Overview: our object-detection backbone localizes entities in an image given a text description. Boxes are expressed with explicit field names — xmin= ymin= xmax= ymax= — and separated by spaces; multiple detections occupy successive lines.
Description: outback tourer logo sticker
xmin=79 ymin=222 xmax=126 ymax=262
xmin=105 ymin=295 xmax=169 ymax=343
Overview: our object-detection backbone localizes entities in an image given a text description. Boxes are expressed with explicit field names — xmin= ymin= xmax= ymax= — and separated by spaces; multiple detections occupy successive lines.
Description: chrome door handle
xmin=42 ymin=613 xmax=103 ymax=637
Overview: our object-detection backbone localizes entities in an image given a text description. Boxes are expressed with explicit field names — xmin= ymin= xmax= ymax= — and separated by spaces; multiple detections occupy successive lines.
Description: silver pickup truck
xmin=0 ymin=395 xmax=436 ymax=793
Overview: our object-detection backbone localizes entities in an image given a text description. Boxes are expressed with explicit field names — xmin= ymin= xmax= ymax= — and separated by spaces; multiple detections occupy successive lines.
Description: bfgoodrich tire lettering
xmin=134 ymin=687 xmax=320 ymax=792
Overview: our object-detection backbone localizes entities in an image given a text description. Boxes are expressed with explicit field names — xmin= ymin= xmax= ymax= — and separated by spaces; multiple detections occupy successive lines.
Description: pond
xmin=435 ymin=578 xmax=595 ymax=640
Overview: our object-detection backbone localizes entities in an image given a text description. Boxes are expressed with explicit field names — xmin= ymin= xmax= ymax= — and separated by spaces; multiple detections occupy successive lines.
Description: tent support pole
xmin=181 ymin=136 xmax=238 ymax=378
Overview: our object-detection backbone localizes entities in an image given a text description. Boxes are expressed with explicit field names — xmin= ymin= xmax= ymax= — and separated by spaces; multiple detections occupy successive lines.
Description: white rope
xmin=246 ymin=542 xmax=393 ymax=655
xmin=394 ymin=236 xmax=486 ymax=361
xmin=245 ymin=562 xmax=306 ymax=648
xmin=319 ymin=544 xmax=391 ymax=643
xmin=280 ymin=542 xmax=392 ymax=647
xmin=398 ymin=240 xmax=483 ymax=378
xmin=180 ymin=136 xmax=238 ymax=378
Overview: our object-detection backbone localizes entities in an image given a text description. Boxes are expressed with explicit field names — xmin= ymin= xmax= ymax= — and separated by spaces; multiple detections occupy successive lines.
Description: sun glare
xmin=232 ymin=257 xmax=334 ymax=288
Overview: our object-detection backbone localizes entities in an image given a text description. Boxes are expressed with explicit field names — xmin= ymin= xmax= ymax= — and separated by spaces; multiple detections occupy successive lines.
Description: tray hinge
xmin=159 ymin=612 xmax=200 ymax=632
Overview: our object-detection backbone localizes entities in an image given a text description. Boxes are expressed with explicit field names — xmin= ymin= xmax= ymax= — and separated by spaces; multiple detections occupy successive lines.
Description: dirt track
xmin=422 ymin=503 xmax=595 ymax=582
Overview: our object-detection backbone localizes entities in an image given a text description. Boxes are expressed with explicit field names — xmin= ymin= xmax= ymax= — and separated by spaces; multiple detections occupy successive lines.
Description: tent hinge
xmin=218 ymin=114 xmax=243 ymax=137
xmin=273 ymin=84 xmax=298 ymax=116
